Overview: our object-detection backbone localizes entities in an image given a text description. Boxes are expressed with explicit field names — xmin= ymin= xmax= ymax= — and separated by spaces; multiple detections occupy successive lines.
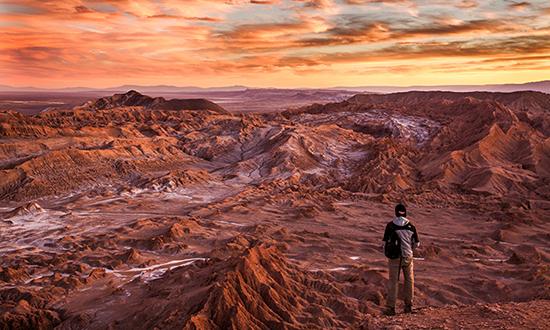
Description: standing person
xmin=382 ymin=203 xmax=420 ymax=316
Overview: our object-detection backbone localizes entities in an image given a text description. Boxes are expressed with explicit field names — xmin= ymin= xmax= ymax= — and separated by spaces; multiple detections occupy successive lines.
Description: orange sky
xmin=1 ymin=0 xmax=550 ymax=88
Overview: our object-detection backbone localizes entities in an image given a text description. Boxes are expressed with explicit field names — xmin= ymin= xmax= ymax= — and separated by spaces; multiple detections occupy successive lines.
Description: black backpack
xmin=384 ymin=225 xmax=401 ymax=259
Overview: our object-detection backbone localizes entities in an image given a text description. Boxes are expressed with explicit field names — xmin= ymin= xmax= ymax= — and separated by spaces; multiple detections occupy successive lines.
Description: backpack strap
xmin=386 ymin=222 xmax=397 ymax=241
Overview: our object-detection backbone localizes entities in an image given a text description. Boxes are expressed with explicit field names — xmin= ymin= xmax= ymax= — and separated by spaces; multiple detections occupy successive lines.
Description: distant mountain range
xmin=0 ymin=84 xmax=248 ymax=93
xmin=1 ymin=80 xmax=549 ymax=94
xmin=333 ymin=80 xmax=550 ymax=93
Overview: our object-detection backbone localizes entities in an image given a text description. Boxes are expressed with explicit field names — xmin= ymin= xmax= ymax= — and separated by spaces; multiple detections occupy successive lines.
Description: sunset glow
xmin=1 ymin=0 xmax=550 ymax=88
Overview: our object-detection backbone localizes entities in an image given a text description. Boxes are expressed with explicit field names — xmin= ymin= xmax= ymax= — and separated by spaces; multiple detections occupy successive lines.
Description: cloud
xmin=74 ymin=6 xmax=94 ymax=14
xmin=1 ymin=0 xmax=550 ymax=87
xmin=250 ymin=0 xmax=280 ymax=4
xmin=296 ymin=0 xmax=334 ymax=9
xmin=212 ymin=20 xmax=315 ymax=52
xmin=146 ymin=14 xmax=221 ymax=21
xmin=455 ymin=0 xmax=478 ymax=9
xmin=509 ymin=1 xmax=530 ymax=11
xmin=293 ymin=18 xmax=526 ymax=48
xmin=278 ymin=35 xmax=550 ymax=67
xmin=343 ymin=0 xmax=413 ymax=4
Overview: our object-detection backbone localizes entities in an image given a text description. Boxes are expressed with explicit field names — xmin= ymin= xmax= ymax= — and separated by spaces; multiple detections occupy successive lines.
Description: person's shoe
xmin=383 ymin=307 xmax=396 ymax=316
xmin=404 ymin=305 xmax=413 ymax=314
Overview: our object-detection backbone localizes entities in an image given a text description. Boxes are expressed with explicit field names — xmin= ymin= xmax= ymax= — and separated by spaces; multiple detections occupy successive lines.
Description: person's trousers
xmin=386 ymin=256 xmax=414 ymax=308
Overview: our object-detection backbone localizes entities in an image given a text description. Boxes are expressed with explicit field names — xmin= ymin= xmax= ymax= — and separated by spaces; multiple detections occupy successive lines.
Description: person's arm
xmin=411 ymin=224 xmax=420 ymax=249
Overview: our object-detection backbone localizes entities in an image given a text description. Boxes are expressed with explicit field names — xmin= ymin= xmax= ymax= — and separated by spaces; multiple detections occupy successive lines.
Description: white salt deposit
xmin=105 ymin=257 xmax=208 ymax=283
xmin=217 ymin=220 xmax=246 ymax=227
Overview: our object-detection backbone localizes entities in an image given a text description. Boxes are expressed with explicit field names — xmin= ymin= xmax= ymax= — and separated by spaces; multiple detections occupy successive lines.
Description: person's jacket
xmin=383 ymin=216 xmax=420 ymax=258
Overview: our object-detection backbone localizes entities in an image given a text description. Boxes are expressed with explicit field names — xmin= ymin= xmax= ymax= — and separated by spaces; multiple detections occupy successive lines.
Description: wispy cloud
xmin=509 ymin=1 xmax=530 ymax=11
xmin=1 ymin=0 xmax=549 ymax=87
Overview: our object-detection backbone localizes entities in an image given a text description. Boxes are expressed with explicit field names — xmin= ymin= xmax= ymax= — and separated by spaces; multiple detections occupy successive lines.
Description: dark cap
xmin=395 ymin=203 xmax=406 ymax=217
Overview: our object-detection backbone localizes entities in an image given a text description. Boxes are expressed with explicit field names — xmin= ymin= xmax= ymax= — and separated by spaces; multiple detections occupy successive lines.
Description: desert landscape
xmin=2 ymin=0 xmax=550 ymax=328
xmin=0 ymin=88 xmax=358 ymax=115
xmin=1 ymin=89 xmax=549 ymax=329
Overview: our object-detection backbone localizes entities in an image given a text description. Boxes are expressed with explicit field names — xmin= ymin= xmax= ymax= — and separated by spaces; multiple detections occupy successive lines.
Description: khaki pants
xmin=386 ymin=257 xmax=414 ymax=308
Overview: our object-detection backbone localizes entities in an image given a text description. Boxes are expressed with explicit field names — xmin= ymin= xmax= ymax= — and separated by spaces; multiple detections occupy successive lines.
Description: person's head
xmin=395 ymin=203 xmax=406 ymax=217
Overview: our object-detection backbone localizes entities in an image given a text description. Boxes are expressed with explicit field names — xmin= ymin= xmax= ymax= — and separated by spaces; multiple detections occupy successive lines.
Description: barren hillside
xmin=1 ymin=91 xmax=548 ymax=329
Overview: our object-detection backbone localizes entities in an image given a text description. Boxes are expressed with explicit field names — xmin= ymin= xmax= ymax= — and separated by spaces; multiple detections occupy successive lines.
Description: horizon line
xmin=1 ymin=79 xmax=549 ymax=91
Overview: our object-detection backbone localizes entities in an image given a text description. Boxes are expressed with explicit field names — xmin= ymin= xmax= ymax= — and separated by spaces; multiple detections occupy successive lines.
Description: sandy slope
xmin=0 ymin=91 xmax=549 ymax=329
